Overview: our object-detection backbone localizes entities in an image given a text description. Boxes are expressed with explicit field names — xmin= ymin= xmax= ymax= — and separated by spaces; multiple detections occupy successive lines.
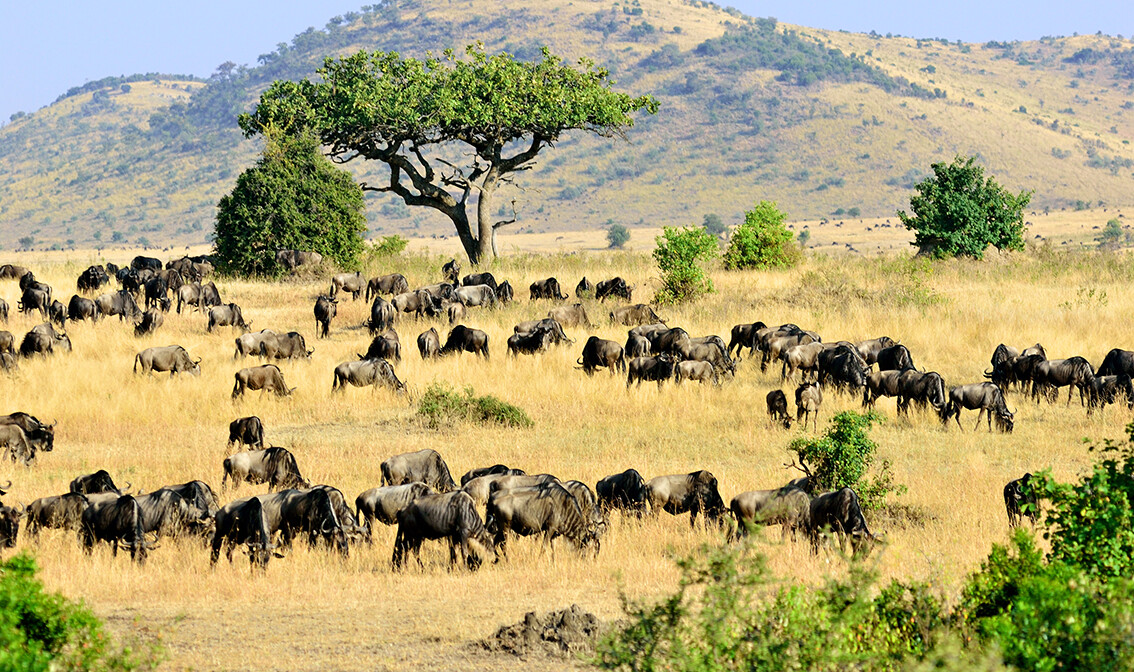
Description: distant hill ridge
xmin=1 ymin=0 xmax=1132 ymax=250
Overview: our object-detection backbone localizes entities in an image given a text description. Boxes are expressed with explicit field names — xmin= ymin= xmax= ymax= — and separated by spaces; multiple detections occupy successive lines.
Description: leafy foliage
xmin=213 ymin=131 xmax=366 ymax=276
xmin=0 ymin=553 xmax=161 ymax=671
xmin=417 ymin=383 xmax=533 ymax=429
xmin=789 ymin=411 xmax=904 ymax=510
xmin=652 ymin=226 xmax=718 ymax=304
xmin=722 ymin=200 xmax=800 ymax=270
xmin=898 ymin=156 xmax=1032 ymax=259
xmin=369 ymin=235 xmax=408 ymax=257
xmin=701 ymin=213 xmax=728 ymax=236
xmin=607 ymin=223 xmax=631 ymax=249
xmin=1096 ymin=218 xmax=1126 ymax=249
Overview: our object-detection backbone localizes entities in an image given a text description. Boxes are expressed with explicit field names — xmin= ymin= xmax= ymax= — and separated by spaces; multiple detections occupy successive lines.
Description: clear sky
xmin=1 ymin=1 xmax=1131 ymax=124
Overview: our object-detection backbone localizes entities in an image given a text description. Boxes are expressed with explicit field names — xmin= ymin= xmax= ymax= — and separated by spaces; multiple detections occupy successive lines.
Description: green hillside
xmin=1 ymin=0 xmax=1133 ymax=251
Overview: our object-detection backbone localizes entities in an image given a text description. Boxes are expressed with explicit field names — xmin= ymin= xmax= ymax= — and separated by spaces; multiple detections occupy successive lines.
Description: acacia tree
xmin=240 ymin=44 xmax=658 ymax=265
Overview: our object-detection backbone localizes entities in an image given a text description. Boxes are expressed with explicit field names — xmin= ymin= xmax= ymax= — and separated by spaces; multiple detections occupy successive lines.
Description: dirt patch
xmin=479 ymin=604 xmax=604 ymax=659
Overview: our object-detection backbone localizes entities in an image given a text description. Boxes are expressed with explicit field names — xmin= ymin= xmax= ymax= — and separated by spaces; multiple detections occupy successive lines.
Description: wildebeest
xmin=71 ymin=470 xmax=124 ymax=495
xmin=1004 ymin=473 xmax=1039 ymax=528
xmin=361 ymin=329 xmax=402 ymax=362
xmin=595 ymin=277 xmax=632 ymax=302
xmin=208 ymin=303 xmax=250 ymax=332
xmin=0 ymin=331 xmax=11 ymax=355
xmin=67 ymin=295 xmax=100 ymax=322
xmin=0 ymin=298 xmax=7 ymax=323
xmin=645 ymin=471 xmax=726 ymax=528
xmin=675 ymin=360 xmax=718 ymax=385
xmin=766 ymin=390 xmax=792 ymax=428
xmin=943 ymin=382 xmax=1014 ymax=432
xmin=331 ymin=358 xmax=406 ymax=394
xmin=497 ymin=281 xmax=514 ymax=304
xmin=0 ymin=424 xmax=34 ymax=465
xmin=444 ymin=300 xmax=466 ymax=325
xmin=577 ymin=336 xmax=626 ymax=376
xmin=985 ymin=343 xmax=1047 ymax=391
xmin=760 ymin=325 xmax=820 ymax=372
xmin=381 ymin=449 xmax=456 ymax=492
xmin=26 ymin=493 xmax=89 ymax=537
xmin=674 ymin=340 xmax=735 ymax=377
xmin=18 ymin=328 xmax=71 ymax=358
xmin=210 ymin=496 xmax=275 ymax=568
xmin=234 ymin=329 xmax=276 ymax=359
xmin=855 ymin=337 xmax=896 ymax=366
xmin=228 ymin=416 xmax=265 ymax=450
xmin=419 ymin=282 xmax=456 ymax=303
xmin=330 ymin=272 xmax=364 ymax=300
xmin=314 ymin=295 xmax=337 ymax=338
xmin=507 ymin=328 xmax=552 ymax=357
xmin=816 ymin=344 xmax=868 ymax=392
xmin=133 ymin=308 xmax=163 ymax=337
xmin=1031 ymin=357 xmax=1095 ymax=405
xmin=134 ymin=345 xmax=201 ymax=377
xmin=368 ymin=297 xmax=397 ymax=336
xmin=460 ymin=465 xmax=526 ymax=486
xmin=158 ymin=480 xmax=220 ymax=522
xmin=486 ymin=482 xmax=600 ymax=558
xmin=356 ymin=483 xmax=437 ymax=536
xmin=0 ymin=264 xmax=30 ymax=280
xmin=781 ymin=342 xmax=826 ymax=382
xmin=222 ymin=447 xmax=309 ymax=491
xmin=18 ymin=286 xmax=51 ymax=318
xmin=198 ymin=281 xmax=222 ymax=308
xmin=876 ymin=344 xmax=915 ymax=372
xmin=392 ymin=491 xmax=494 ymax=571
xmin=806 ymin=488 xmax=877 ymax=558
xmin=529 ymin=277 xmax=567 ymax=300
xmin=611 ymin=304 xmax=665 ymax=327
xmin=896 ymin=370 xmax=947 ymax=415
xmin=576 ymin=277 xmax=594 ymax=298
xmin=624 ymin=332 xmax=651 ymax=359
xmin=275 ymin=249 xmax=323 ymax=271
xmin=627 ymin=354 xmax=677 ymax=388
xmin=1097 ymin=348 xmax=1134 ymax=378
xmin=0 ymin=413 xmax=54 ymax=456
xmin=795 ymin=381 xmax=823 ymax=430
xmin=232 ymin=365 xmax=294 ymax=399
xmin=261 ymin=331 xmax=312 ymax=360
xmin=77 ymin=265 xmax=110 ymax=293
xmin=81 ymin=495 xmax=149 ymax=563
xmin=47 ymin=299 xmax=67 ymax=328
xmin=0 ymin=499 xmax=21 ymax=549
xmin=1087 ymin=374 xmax=1134 ymax=414
xmin=548 ymin=303 xmax=590 ymax=328
xmin=392 ymin=289 xmax=439 ymax=320
xmin=461 ymin=272 xmax=498 ymax=291
xmin=366 ymin=273 xmax=410 ymax=301
xmin=730 ymin=486 xmax=811 ymax=541
xmin=440 ymin=325 xmax=490 ymax=359
xmin=514 ymin=318 xmax=572 ymax=345
xmin=133 ymin=490 xmax=201 ymax=538
xmin=417 ymin=327 xmax=440 ymax=359
xmin=131 ymin=255 xmax=162 ymax=272
xmin=143 ymin=276 xmax=170 ymax=311
xmin=862 ymin=369 xmax=905 ymax=409
xmin=442 ymin=258 xmax=460 ymax=284
xmin=596 ymin=469 xmax=649 ymax=518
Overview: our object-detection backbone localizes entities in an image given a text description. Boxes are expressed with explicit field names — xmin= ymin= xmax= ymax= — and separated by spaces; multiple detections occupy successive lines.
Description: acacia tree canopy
xmin=240 ymin=44 xmax=659 ymax=265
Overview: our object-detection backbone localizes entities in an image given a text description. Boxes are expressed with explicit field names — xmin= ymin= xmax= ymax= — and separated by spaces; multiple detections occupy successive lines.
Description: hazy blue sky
xmin=1 ymin=1 xmax=1130 ymax=123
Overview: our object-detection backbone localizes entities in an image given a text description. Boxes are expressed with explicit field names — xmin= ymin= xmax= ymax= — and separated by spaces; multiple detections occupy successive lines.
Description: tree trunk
xmin=449 ymin=206 xmax=480 ymax=265
xmin=475 ymin=171 xmax=499 ymax=267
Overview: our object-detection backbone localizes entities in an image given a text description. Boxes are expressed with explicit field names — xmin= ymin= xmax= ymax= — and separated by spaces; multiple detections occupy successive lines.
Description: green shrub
xmin=369 ymin=234 xmax=408 ymax=257
xmin=607 ymin=223 xmax=630 ymax=249
xmin=722 ymin=200 xmax=801 ymax=270
xmin=702 ymin=212 xmax=728 ymax=236
xmin=789 ymin=411 xmax=904 ymax=510
xmin=417 ymin=383 xmax=533 ymax=429
xmin=653 ymin=226 xmax=718 ymax=304
xmin=0 ymin=553 xmax=161 ymax=670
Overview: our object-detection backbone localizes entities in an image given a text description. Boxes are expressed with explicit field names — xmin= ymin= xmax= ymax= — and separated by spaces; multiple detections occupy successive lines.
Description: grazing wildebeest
xmin=576 ymin=277 xmax=594 ymax=298
xmin=0 ymin=298 xmax=7 ymax=323
xmin=577 ymin=336 xmax=626 ymax=376
xmin=131 ymin=255 xmax=162 ymax=272
xmin=176 ymin=283 xmax=203 ymax=314
xmin=727 ymin=321 xmax=768 ymax=358
xmin=392 ymin=491 xmax=494 ymax=571
xmin=444 ymin=300 xmax=466 ymax=325
xmin=645 ymin=471 xmax=726 ymax=528
xmin=67 ymin=295 xmax=100 ymax=322
xmin=816 ymin=344 xmax=868 ymax=392
xmin=208 ymin=303 xmax=250 ymax=332
xmin=514 ymin=318 xmax=572 ymax=345
xmin=460 ymin=465 xmax=526 ymax=486
xmin=943 ymin=383 xmax=1014 ymax=432
xmin=1031 ymin=357 xmax=1095 ymax=405
xmin=228 ymin=416 xmax=265 ymax=450
xmin=134 ymin=345 xmax=201 ymax=377
xmin=627 ymin=354 xmax=677 ymax=388
xmin=596 ymin=469 xmax=649 ymax=518
xmin=210 ymin=496 xmax=275 ymax=568
xmin=548 ymin=303 xmax=590 ymax=328
xmin=366 ymin=273 xmax=410 ymax=301
xmin=806 ymin=488 xmax=877 ymax=558
xmin=133 ymin=490 xmax=200 ymax=538
xmin=624 ymin=332 xmax=651 ymax=359
xmin=81 ymin=495 xmax=150 ymax=563
xmin=260 ymin=331 xmax=312 ymax=360
xmin=1097 ymin=348 xmax=1134 ymax=378
xmin=1004 ymin=473 xmax=1039 ymax=528
xmin=134 ymin=308 xmax=163 ymax=337
xmin=275 ymin=249 xmax=323 ymax=271
xmin=896 ymin=370 xmax=947 ymax=415
xmin=331 ymin=358 xmax=406 ymax=394
xmin=595 ymin=277 xmax=632 ymax=302
xmin=355 ymin=483 xmax=436 ymax=537
xmin=417 ymin=327 xmax=440 ymax=359
xmin=158 ymin=481 xmax=220 ymax=522
xmin=0 ymin=424 xmax=34 ymax=465
xmin=392 ymin=289 xmax=439 ymax=320
xmin=507 ymin=328 xmax=552 ymax=357
xmin=26 ymin=493 xmax=89 ymax=537
xmin=0 ymin=264 xmax=29 ymax=280
xmin=766 ymin=390 xmax=792 ymax=428
xmin=18 ymin=286 xmax=51 ymax=319
xmin=18 ymin=329 xmax=71 ymax=358
xmin=863 ymin=369 xmax=905 ymax=409
xmin=675 ymin=360 xmax=718 ymax=385
xmin=361 ymin=329 xmax=402 ymax=361
xmin=486 ymin=482 xmax=601 ymax=558
xmin=440 ymin=325 xmax=490 ymax=359
xmin=368 ymin=297 xmax=396 ymax=336
xmin=674 ymin=340 xmax=736 ymax=376
xmin=77 ymin=265 xmax=110 ymax=293
xmin=855 ymin=337 xmax=896 ymax=366
xmin=876 ymin=344 xmax=915 ymax=372
xmin=1087 ymin=374 xmax=1134 ymax=414
xmin=222 ymin=447 xmax=309 ymax=491
xmin=529 ymin=277 xmax=567 ymax=300
xmin=610 ymin=304 xmax=665 ymax=327
xmin=0 ymin=413 xmax=54 ymax=456
xmin=71 ymin=470 xmax=124 ymax=495
xmin=0 ymin=331 xmax=12 ymax=355
xmin=730 ymin=486 xmax=811 ymax=541
xmin=442 ymin=259 xmax=460 ymax=285
xmin=143 ymin=276 xmax=169 ymax=311
xmin=330 ymin=272 xmax=364 ymax=300
xmin=232 ymin=365 xmax=294 ymax=399
xmin=420 ymin=283 xmax=457 ymax=303
xmin=314 ymin=295 xmax=337 ymax=338
xmin=461 ymin=272 xmax=498 ymax=291
xmin=47 ymin=299 xmax=67 ymax=328
xmin=781 ymin=341 xmax=826 ymax=382
xmin=497 ymin=281 xmax=514 ymax=304
xmin=381 ymin=449 xmax=455 ymax=492
xmin=0 ymin=499 xmax=21 ymax=549
xmin=234 ymin=329 xmax=276 ymax=359
xmin=795 ymin=381 xmax=822 ymax=430
xmin=761 ymin=326 xmax=819 ymax=372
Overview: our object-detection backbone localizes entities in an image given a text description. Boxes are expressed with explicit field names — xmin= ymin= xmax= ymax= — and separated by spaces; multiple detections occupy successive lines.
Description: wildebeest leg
xmin=952 ymin=408 xmax=963 ymax=431
xmin=973 ymin=409 xmax=985 ymax=432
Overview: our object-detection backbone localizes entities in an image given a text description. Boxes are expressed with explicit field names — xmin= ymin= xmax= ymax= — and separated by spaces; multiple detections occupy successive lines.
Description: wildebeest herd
xmin=0 ymin=251 xmax=1112 ymax=568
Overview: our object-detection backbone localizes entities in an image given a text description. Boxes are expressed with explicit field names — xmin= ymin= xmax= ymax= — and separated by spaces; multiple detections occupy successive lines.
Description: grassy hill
xmin=1 ymin=0 xmax=1133 ymax=251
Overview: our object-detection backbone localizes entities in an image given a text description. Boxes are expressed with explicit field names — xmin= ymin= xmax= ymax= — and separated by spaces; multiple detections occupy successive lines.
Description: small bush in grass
xmin=788 ymin=410 xmax=904 ymax=510
xmin=418 ymin=383 xmax=533 ymax=429
xmin=723 ymin=200 xmax=801 ymax=270
xmin=653 ymin=226 xmax=718 ymax=304
xmin=369 ymin=234 xmax=408 ymax=257
xmin=607 ymin=223 xmax=630 ymax=249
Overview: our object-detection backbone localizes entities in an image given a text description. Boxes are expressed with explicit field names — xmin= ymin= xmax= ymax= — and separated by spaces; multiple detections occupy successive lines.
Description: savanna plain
xmin=1 ymin=227 xmax=1131 ymax=671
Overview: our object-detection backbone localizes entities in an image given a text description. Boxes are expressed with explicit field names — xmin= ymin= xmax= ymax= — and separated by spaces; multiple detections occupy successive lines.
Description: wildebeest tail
xmin=133 ymin=353 xmax=141 ymax=374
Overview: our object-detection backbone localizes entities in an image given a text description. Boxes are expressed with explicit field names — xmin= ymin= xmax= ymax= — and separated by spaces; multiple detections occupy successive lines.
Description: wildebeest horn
xmin=0 ymin=480 xmax=10 ymax=493
xmin=123 ymin=481 xmax=133 ymax=493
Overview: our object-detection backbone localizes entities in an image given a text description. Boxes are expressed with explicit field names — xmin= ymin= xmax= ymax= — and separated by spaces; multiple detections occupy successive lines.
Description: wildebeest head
xmin=0 ymin=503 xmax=23 ymax=548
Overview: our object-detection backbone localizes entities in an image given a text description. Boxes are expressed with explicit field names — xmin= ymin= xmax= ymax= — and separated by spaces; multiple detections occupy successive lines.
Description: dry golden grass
xmin=1 ymin=234 xmax=1133 ymax=670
